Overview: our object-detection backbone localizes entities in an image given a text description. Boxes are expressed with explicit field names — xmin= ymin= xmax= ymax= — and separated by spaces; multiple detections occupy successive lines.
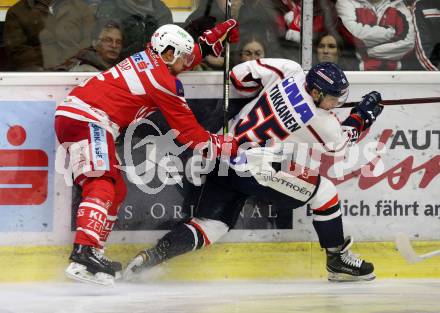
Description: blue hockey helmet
xmin=306 ymin=62 xmax=349 ymax=106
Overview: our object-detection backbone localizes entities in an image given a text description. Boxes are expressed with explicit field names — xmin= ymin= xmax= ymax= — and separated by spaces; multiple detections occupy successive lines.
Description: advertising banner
xmin=0 ymin=101 xmax=56 ymax=232
xmin=294 ymin=104 xmax=440 ymax=241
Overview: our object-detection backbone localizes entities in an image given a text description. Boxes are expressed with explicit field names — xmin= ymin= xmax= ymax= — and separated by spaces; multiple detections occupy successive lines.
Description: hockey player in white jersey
xmin=124 ymin=60 xmax=383 ymax=282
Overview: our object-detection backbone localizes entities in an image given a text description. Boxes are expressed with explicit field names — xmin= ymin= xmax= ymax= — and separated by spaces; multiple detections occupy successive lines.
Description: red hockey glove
xmin=199 ymin=19 xmax=240 ymax=57
xmin=206 ymin=133 xmax=238 ymax=159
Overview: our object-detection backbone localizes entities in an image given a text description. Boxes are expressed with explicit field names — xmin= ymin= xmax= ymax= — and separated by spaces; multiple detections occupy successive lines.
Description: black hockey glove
xmin=351 ymin=91 xmax=384 ymax=130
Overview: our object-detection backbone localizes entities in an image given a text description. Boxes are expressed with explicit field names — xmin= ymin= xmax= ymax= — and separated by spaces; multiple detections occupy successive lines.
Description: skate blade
xmin=122 ymin=255 xmax=144 ymax=282
xmin=65 ymin=262 xmax=115 ymax=286
xmin=122 ymin=267 xmax=142 ymax=282
xmin=327 ymin=271 xmax=376 ymax=282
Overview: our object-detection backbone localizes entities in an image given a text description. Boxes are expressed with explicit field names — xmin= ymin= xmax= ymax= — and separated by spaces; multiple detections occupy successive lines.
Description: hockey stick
xmin=395 ymin=232 xmax=440 ymax=263
xmin=342 ymin=96 xmax=440 ymax=108
xmin=222 ymin=0 xmax=232 ymax=134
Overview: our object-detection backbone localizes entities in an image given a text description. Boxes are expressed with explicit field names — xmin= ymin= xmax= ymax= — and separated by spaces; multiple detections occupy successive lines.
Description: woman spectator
xmin=234 ymin=32 xmax=267 ymax=66
xmin=313 ymin=31 xmax=358 ymax=70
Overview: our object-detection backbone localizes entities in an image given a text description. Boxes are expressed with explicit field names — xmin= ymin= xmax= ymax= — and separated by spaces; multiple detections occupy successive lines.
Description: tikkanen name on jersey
xmin=269 ymin=85 xmax=300 ymax=132
xmin=269 ymin=78 xmax=314 ymax=133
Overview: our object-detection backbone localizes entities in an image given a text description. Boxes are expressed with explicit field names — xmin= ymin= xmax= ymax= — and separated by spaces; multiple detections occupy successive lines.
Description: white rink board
xmin=0 ymin=71 xmax=439 ymax=246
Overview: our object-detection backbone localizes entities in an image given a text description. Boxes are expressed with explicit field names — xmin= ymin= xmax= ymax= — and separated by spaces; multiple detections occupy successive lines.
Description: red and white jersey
xmin=229 ymin=58 xmax=355 ymax=177
xmin=55 ymin=45 xmax=209 ymax=149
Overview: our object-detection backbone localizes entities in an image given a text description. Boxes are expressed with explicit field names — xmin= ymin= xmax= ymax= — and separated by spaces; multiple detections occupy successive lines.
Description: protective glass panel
xmin=0 ymin=1 xmax=436 ymax=71
xmin=311 ymin=0 xmax=434 ymax=71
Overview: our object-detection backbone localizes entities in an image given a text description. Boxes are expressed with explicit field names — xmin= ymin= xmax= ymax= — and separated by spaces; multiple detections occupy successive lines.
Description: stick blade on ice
xmin=395 ymin=232 xmax=422 ymax=264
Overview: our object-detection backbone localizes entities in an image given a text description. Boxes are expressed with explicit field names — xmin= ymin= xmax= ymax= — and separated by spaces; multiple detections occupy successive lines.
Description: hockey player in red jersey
xmin=55 ymin=20 xmax=239 ymax=285
xmin=124 ymin=61 xmax=383 ymax=282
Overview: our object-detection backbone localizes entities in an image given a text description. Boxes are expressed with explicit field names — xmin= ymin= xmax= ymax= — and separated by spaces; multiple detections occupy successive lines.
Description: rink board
xmin=0 ymin=241 xmax=439 ymax=282
xmin=0 ymin=72 xmax=439 ymax=245
xmin=0 ymin=72 xmax=440 ymax=282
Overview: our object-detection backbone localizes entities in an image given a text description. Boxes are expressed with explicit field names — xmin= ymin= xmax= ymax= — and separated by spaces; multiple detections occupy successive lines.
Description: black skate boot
xmin=65 ymin=244 xmax=120 ymax=285
xmin=326 ymin=236 xmax=375 ymax=282
xmin=97 ymin=248 xmax=123 ymax=280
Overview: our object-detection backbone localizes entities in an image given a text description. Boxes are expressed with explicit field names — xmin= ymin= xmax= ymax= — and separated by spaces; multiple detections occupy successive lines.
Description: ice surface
xmin=0 ymin=280 xmax=439 ymax=313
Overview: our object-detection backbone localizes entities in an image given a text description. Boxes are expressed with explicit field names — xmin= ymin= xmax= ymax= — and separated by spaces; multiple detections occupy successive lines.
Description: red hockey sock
xmin=99 ymin=176 xmax=127 ymax=245
xmin=99 ymin=206 xmax=118 ymax=244
xmin=74 ymin=177 xmax=115 ymax=247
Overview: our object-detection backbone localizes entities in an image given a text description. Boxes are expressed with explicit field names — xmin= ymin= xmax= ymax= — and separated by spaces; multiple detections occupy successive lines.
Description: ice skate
xmin=65 ymin=244 xmax=121 ymax=285
xmin=97 ymin=248 xmax=122 ymax=280
xmin=123 ymin=249 xmax=158 ymax=281
xmin=326 ymin=236 xmax=375 ymax=282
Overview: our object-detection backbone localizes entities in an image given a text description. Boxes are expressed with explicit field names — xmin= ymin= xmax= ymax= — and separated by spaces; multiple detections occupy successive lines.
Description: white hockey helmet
xmin=151 ymin=24 xmax=194 ymax=65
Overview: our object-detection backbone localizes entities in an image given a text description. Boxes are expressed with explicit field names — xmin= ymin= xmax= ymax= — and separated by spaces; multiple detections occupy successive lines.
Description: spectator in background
xmin=4 ymin=0 xmax=47 ymax=70
xmin=239 ymin=0 xmax=286 ymax=47
xmin=234 ymin=32 xmax=267 ymax=65
xmin=336 ymin=0 xmax=415 ymax=70
xmin=313 ymin=31 xmax=358 ymax=69
xmin=95 ymin=0 xmax=172 ymax=59
xmin=315 ymin=32 xmax=341 ymax=63
xmin=185 ymin=0 xmax=287 ymax=69
xmin=411 ymin=0 xmax=440 ymax=70
xmin=39 ymin=0 xmax=95 ymax=70
xmin=281 ymin=0 xmax=338 ymax=61
xmin=54 ymin=21 xmax=123 ymax=72
xmin=4 ymin=0 xmax=94 ymax=71
xmin=283 ymin=0 xmax=338 ymax=43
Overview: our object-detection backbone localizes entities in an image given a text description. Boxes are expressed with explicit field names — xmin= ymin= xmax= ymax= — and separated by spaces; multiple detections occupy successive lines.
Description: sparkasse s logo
xmin=0 ymin=125 xmax=49 ymax=205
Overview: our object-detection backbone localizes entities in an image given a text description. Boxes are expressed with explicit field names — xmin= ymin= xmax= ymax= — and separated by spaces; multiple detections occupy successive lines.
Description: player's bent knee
xmin=189 ymin=217 xmax=229 ymax=245
xmin=309 ymin=176 xmax=338 ymax=212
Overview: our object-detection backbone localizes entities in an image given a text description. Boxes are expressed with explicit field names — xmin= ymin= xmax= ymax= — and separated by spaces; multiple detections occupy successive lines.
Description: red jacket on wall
xmin=336 ymin=0 xmax=415 ymax=70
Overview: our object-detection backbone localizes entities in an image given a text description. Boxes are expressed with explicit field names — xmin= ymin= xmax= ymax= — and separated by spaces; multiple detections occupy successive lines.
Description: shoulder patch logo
xmin=132 ymin=51 xmax=154 ymax=72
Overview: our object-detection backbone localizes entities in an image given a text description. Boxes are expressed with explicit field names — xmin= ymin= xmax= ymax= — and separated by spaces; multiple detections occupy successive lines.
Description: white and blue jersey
xmin=229 ymin=59 xmax=354 ymax=173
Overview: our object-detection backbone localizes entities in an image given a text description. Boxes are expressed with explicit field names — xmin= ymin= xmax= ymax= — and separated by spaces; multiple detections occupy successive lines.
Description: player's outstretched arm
xmin=198 ymin=19 xmax=240 ymax=58
xmin=324 ymin=91 xmax=384 ymax=150
xmin=183 ymin=19 xmax=239 ymax=71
